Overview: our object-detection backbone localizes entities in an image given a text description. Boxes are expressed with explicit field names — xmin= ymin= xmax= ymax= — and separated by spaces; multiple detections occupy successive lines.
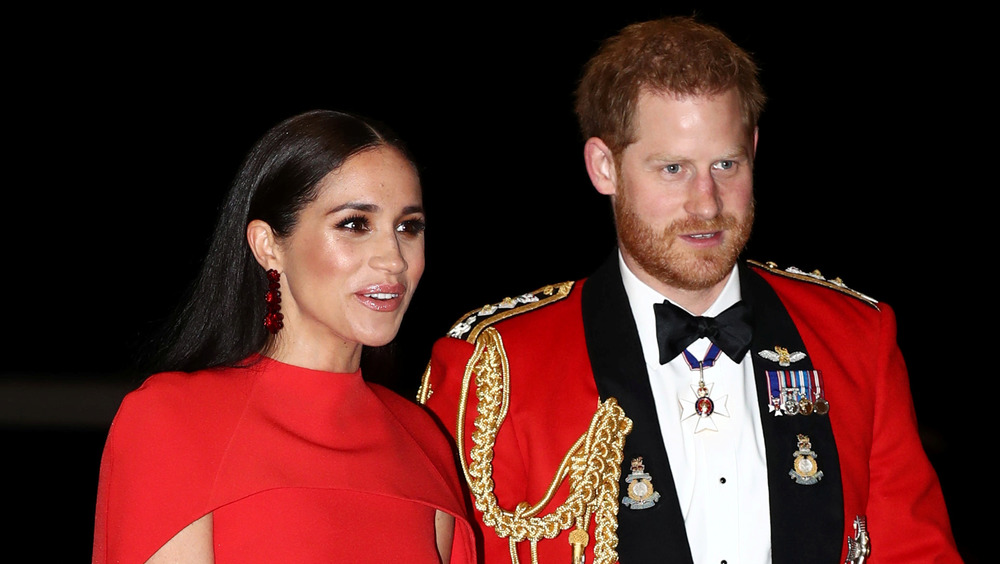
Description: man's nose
xmin=683 ymin=172 xmax=721 ymax=219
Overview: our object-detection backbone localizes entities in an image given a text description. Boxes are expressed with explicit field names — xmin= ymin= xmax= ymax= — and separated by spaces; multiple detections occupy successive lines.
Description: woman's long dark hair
xmin=144 ymin=110 xmax=415 ymax=374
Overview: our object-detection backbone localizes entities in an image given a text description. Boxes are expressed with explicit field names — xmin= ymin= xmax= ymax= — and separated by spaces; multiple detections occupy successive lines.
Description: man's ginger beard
xmin=614 ymin=180 xmax=755 ymax=292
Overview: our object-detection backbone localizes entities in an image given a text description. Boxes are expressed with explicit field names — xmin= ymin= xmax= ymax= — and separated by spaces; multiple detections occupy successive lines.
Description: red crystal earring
xmin=263 ymin=269 xmax=284 ymax=334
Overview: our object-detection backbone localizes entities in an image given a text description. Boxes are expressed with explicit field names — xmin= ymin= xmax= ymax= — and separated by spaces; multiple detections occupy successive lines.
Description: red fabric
xmin=424 ymin=267 xmax=960 ymax=563
xmin=757 ymin=268 xmax=960 ymax=563
xmin=427 ymin=286 xmax=602 ymax=564
xmin=94 ymin=356 xmax=476 ymax=564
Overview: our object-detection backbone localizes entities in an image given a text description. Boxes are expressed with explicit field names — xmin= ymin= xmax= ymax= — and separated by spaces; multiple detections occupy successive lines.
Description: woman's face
xmin=272 ymin=146 xmax=425 ymax=366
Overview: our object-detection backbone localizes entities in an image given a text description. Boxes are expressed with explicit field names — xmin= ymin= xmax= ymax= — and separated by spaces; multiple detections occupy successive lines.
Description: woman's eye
xmin=338 ymin=216 xmax=370 ymax=232
xmin=396 ymin=218 xmax=426 ymax=235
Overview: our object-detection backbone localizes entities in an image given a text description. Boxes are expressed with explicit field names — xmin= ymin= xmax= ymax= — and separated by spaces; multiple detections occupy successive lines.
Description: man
xmin=418 ymin=17 xmax=960 ymax=564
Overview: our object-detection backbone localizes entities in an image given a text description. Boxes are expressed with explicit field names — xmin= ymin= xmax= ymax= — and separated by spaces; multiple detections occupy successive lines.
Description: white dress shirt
xmin=619 ymin=253 xmax=772 ymax=564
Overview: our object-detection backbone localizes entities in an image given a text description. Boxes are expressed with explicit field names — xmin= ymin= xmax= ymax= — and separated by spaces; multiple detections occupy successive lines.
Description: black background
xmin=4 ymin=6 xmax=984 ymax=562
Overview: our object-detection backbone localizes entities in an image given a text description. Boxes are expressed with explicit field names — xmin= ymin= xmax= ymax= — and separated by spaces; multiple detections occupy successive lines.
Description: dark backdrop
xmin=4 ymin=6 xmax=983 ymax=562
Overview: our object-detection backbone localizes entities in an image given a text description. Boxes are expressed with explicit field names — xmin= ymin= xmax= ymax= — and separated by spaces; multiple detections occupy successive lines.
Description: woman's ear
xmin=247 ymin=220 xmax=281 ymax=270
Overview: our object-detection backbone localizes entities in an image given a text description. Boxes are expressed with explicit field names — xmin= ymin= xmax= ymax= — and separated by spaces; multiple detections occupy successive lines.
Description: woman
xmin=93 ymin=110 xmax=476 ymax=563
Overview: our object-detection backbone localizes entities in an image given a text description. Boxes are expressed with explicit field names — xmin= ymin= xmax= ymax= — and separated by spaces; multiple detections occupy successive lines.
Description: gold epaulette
xmin=446 ymin=281 xmax=575 ymax=343
xmin=748 ymin=260 xmax=880 ymax=310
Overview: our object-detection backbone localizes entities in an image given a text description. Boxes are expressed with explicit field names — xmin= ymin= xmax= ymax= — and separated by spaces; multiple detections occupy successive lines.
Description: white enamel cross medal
xmin=679 ymin=344 xmax=729 ymax=433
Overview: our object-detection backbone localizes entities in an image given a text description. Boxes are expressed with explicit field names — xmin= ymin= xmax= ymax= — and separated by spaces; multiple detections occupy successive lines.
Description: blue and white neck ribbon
xmin=682 ymin=343 xmax=723 ymax=371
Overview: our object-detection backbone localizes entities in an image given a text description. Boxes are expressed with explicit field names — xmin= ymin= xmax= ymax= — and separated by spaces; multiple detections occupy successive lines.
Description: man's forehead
xmin=637 ymin=85 xmax=733 ymax=104
xmin=633 ymin=88 xmax=751 ymax=133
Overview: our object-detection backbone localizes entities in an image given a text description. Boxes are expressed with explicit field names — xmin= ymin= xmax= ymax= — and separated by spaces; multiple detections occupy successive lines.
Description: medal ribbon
xmin=811 ymin=370 xmax=825 ymax=401
xmin=766 ymin=371 xmax=783 ymax=411
xmin=681 ymin=343 xmax=723 ymax=371
xmin=765 ymin=370 xmax=825 ymax=415
xmin=783 ymin=370 xmax=813 ymax=403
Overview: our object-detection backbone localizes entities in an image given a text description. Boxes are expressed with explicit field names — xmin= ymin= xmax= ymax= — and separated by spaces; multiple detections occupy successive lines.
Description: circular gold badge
xmin=794 ymin=455 xmax=817 ymax=477
xmin=628 ymin=479 xmax=653 ymax=501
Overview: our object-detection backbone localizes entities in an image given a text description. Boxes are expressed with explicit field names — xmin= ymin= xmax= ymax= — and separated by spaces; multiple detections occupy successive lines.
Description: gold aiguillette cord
xmin=455 ymin=328 xmax=633 ymax=564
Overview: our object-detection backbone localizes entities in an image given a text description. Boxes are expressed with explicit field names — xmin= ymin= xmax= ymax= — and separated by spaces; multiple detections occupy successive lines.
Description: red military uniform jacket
xmin=420 ymin=253 xmax=960 ymax=563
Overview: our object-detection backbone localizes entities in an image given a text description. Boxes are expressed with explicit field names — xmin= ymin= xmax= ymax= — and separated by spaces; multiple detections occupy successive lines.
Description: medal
xmin=810 ymin=370 xmax=830 ymax=415
xmin=789 ymin=434 xmax=824 ymax=485
xmin=814 ymin=398 xmax=830 ymax=415
xmin=798 ymin=396 xmax=814 ymax=415
xmin=759 ymin=345 xmax=832 ymax=417
xmin=766 ymin=370 xmax=829 ymax=416
xmin=783 ymin=389 xmax=800 ymax=415
xmin=679 ymin=344 xmax=729 ymax=432
xmin=766 ymin=371 xmax=784 ymax=414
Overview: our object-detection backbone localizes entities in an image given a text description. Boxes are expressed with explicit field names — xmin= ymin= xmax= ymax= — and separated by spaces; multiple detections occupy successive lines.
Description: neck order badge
xmin=678 ymin=344 xmax=730 ymax=433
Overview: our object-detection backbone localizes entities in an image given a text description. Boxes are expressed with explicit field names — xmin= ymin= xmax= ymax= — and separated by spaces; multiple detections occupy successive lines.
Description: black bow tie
xmin=653 ymin=300 xmax=752 ymax=365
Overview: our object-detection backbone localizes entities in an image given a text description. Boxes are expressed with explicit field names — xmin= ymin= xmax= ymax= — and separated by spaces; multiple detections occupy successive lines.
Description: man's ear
xmin=247 ymin=219 xmax=281 ymax=271
xmin=583 ymin=137 xmax=618 ymax=196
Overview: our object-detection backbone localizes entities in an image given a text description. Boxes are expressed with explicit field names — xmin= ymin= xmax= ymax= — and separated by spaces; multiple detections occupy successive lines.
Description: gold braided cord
xmin=416 ymin=362 xmax=433 ymax=404
xmin=456 ymin=328 xmax=633 ymax=564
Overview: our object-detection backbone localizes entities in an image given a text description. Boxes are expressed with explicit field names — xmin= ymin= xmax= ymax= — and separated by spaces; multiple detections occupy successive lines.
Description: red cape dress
xmin=94 ymin=356 xmax=476 ymax=563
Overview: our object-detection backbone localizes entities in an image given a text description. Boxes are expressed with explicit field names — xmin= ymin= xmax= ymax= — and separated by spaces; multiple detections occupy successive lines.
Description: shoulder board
xmin=747 ymin=260 xmax=880 ymax=310
xmin=446 ymin=281 xmax=575 ymax=343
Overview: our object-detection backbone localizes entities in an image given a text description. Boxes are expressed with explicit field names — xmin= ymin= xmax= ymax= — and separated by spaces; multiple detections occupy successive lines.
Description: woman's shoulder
xmin=108 ymin=365 xmax=258 ymax=456
xmin=367 ymin=382 xmax=441 ymax=430
xmin=95 ymin=366 xmax=261 ymax=564
xmin=122 ymin=366 xmax=254 ymax=418
xmin=367 ymin=383 xmax=456 ymax=457
xmin=365 ymin=381 xmax=468 ymax=504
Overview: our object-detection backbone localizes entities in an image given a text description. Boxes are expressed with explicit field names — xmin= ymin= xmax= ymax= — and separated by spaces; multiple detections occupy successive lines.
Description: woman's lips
xmin=355 ymin=283 xmax=406 ymax=312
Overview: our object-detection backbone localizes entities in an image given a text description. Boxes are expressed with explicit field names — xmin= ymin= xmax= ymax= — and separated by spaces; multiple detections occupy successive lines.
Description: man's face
xmin=613 ymin=88 xmax=756 ymax=296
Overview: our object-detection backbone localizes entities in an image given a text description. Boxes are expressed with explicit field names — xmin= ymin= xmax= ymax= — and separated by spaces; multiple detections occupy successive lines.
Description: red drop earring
xmin=263 ymin=269 xmax=284 ymax=334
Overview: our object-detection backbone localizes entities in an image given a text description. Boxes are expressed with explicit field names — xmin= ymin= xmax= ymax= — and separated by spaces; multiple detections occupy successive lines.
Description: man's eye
xmin=664 ymin=164 xmax=681 ymax=174
xmin=397 ymin=219 xmax=426 ymax=235
xmin=714 ymin=160 xmax=735 ymax=170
